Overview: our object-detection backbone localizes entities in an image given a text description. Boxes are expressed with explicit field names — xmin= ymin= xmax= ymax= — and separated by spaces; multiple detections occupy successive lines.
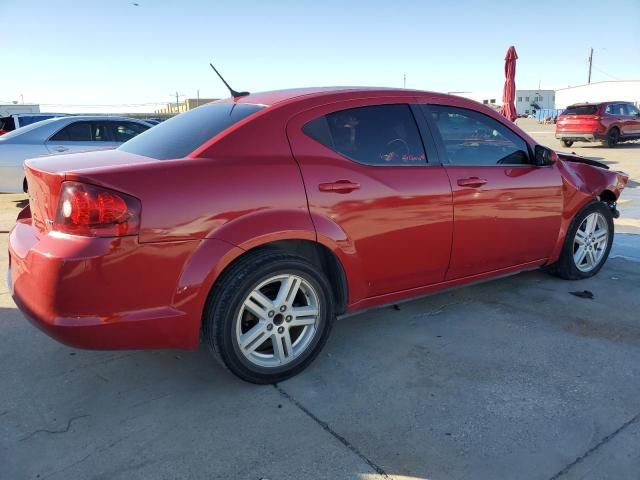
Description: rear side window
xmin=119 ymin=103 xmax=264 ymax=160
xmin=425 ymin=105 xmax=530 ymax=166
xmin=303 ymin=104 xmax=427 ymax=165
xmin=50 ymin=122 xmax=94 ymax=141
xmin=605 ymin=104 xmax=626 ymax=115
xmin=563 ymin=105 xmax=599 ymax=115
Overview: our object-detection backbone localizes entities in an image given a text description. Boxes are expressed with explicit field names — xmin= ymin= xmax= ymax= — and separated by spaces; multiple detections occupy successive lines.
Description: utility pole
xmin=403 ymin=73 xmax=406 ymax=89
xmin=197 ymin=89 xmax=200 ymax=107
xmin=588 ymin=47 xmax=593 ymax=84
xmin=171 ymin=92 xmax=185 ymax=113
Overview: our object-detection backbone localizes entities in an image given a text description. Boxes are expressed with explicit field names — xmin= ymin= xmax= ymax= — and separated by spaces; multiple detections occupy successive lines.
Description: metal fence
xmin=535 ymin=108 xmax=564 ymax=122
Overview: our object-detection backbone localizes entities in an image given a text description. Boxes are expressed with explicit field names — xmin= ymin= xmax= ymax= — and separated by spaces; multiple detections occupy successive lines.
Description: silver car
xmin=0 ymin=116 xmax=151 ymax=193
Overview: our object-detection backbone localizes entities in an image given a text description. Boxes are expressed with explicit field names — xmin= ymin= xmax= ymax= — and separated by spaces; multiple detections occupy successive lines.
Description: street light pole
xmin=588 ymin=48 xmax=593 ymax=84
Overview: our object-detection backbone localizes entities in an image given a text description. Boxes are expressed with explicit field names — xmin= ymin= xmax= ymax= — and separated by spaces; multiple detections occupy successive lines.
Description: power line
xmin=38 ymin=102 xmax=168 ymax=107
xmin=590 ymin=65 xmax=621 ymax=81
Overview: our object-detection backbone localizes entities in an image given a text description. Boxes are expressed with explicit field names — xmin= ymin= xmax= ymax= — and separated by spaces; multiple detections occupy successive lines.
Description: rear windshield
xmin=17 ymin=114 xmax=65 ymax=127
xmin=119 ymin=103 xmax=265 ymax=160
xmin=562 ymin=105 xmax=599 ymax=115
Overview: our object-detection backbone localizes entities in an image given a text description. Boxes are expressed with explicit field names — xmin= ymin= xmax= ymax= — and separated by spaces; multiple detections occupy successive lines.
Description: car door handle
xmin=53 ymin=146 xmax=68 ymax=152
xmin=457 ymin=177 xmax=487 ymax=188
xmin=318 ymin=180 xmax=361 ymax=193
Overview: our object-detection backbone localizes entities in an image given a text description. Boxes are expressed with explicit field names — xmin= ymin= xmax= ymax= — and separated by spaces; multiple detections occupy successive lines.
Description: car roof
xmin=11 ymin=113 xmax=70 ymax=117
xmin=568 ymin=101 xmax=630 ymax=107
xmin=221 ymin=86 xmax=448 ymax=107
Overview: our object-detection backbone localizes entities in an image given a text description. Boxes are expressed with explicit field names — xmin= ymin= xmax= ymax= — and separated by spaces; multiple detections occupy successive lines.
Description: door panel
xmin=444 ymin=165 xmax=562 ymax=279
xmin=421 ymin=103 xmax=563 ymax=279
xmin=288 ymin=100 xmax=453 ymax=299
xmin=623 ymin=104 xmax=640 ymax=135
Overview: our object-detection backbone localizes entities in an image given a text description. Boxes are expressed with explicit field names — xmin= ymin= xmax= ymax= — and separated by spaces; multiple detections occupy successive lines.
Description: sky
xmin=1 ymin=0 xmax=639 ymax=113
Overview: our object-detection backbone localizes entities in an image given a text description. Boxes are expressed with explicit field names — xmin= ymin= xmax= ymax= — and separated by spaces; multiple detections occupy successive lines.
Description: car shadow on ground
xmin=13 ymin=199 xmax=27 ymax=209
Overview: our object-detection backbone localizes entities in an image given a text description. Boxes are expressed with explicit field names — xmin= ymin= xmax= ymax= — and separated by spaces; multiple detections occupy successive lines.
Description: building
xmin=155 ymin=98 xmax=218 ymax=115
xmin=453 ymin=89 xmax=555 ymax=116
xmin=515 ymin=90 xmax=555 ymax=116
xmin=0 ymin=103 xmax=40 ymax=117
xmin=555 ymin=81 xmax=640 ymax=109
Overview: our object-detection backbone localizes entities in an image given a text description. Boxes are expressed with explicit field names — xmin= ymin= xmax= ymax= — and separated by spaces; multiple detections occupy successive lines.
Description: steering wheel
xmin=386 ymin=138 xmax=410 ymax=155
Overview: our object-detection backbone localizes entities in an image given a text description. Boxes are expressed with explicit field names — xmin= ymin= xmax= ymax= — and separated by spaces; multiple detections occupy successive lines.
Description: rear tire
xmin=605 ymin=128 xmax=620 ymax=147
xmin=202 ymin=249 xmax=335 ymax=384
xmin=548 ymin=201 xmax=614 ymax=280
xmin=561 ymin=140 xmax=574 ymax=148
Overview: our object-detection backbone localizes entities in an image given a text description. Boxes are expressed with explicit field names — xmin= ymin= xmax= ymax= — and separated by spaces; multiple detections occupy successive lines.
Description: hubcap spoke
xmin=593 ymin=229 xmax=608 ymax=244
xmin=275 ymin=276 xmax=301 ymax=307
xmin=239 ymin=321 xmax=268 ymax=352
xmin=574 ymin=246 xmax=587 ymax=266
xmin=244 ymin=290 xmax=274 ymax=320
xmin=282 ymin=330 xmax=294 ymax=358
xmin=585 ymin=214 xmax=596 ymax=235
xmin=272 ymin=334 xmax=286 ymax=362
xmin=575 ymin=230 xmax=587 ymax=245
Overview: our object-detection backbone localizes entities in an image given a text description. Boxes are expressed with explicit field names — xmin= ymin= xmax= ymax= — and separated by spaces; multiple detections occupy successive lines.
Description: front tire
xmin=549 ymin=201 xmax=614 ymax=280
xmin=203 ymin=249 xmax=335 ymax=384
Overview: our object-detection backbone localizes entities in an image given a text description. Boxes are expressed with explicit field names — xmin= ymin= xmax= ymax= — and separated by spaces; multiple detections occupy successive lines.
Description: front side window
xmin=303 ymin=104 xmax=427 ymax=166
xmin=425 ymin=105 xmax=530 ymax=166
xmin=623 ymin=104 xmax=639 ymax=116
xmin=108 ymin=121 xmax=149 ymax=142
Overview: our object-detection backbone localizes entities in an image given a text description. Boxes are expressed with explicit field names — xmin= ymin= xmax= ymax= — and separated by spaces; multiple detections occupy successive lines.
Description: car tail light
xmin=54 ymin=181 xmax=141 ymax=236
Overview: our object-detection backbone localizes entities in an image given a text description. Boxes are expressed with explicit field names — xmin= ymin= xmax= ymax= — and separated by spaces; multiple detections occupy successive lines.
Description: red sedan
xmin=8 ymin=88 xmax=629 ymax=383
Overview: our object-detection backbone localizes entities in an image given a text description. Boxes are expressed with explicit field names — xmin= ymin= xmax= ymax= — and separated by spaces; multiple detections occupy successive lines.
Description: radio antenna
xmin=209 ymin=63 xmax=249 ymax=98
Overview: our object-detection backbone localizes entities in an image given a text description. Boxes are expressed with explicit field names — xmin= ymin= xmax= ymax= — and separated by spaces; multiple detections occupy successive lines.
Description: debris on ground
xmin=570 ymin=290 xmax=594 ymax=300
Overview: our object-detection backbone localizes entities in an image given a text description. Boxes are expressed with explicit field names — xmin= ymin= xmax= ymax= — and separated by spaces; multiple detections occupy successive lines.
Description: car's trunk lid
xmin=24 ymin=149 xmax=157 ymax=236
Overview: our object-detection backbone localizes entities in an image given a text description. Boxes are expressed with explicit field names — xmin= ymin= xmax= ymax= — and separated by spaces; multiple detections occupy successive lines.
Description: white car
xmin=0 ymin=116 xmax=151 ymax=192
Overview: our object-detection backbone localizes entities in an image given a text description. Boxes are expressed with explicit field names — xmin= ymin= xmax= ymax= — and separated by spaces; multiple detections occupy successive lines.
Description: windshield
xmin=17 ymin=114 xmax=66 ymax=127
xmin=562 ymin=105 xmax=599 ymax=115
xmin=118 ymin=103 xmax=265 ymax=160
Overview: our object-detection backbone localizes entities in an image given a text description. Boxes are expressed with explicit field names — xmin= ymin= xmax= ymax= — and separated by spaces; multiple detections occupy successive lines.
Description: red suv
xmin=8 ymin=88 xmax=628 ymax=383
xmin=556 ymin=101 xmax=640 ymax=147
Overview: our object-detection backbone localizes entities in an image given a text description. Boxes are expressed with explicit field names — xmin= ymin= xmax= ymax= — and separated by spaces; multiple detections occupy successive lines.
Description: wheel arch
xmin=195 ymin=238 xmax=350 ymax=322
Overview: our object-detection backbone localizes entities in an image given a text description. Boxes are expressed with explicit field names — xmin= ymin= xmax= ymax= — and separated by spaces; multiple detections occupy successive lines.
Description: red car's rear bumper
xmin=8 ymin=220 xmax=236 ymax=350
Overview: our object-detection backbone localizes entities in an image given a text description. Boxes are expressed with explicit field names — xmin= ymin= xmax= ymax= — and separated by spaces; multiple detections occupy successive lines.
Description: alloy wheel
xmin=573 ymin=212 xmax=609 ymax=272
xmin=235 ymin=274 xmax=320 ymax=368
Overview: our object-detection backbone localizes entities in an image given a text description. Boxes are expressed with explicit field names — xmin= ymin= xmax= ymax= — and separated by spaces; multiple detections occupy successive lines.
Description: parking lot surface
xmin=1 ymin=121 xmax=639 ymax=479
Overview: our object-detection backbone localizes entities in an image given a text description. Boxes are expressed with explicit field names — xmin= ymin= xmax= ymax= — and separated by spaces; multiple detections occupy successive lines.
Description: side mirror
xmin=534 ymin=145 xmax=555 ymax=166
